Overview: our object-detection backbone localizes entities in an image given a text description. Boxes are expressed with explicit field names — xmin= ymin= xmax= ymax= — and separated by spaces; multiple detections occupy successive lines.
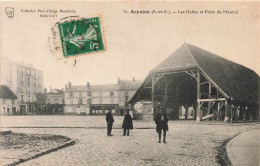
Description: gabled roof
xmin=68 ymin=85 xmax=88 ymax=91
xmin=66 ymin=84 xmax=119 ymax=92
xmin=66 ymin=80 xmax=142 ymax=92
xmin=119 ymin=80 xmax=142 ymax=91
xmin=132 ymin=43 xmax=259 ymax=103
xmin=152 ymin=43 xmax=198 ymax=72
xmin=0 ymin=85 xmax=17 ymax=99
xmin=89 ymin=84 xmax=119 ymax=91
xmin=187 ymin=43 xmax=259 ymax=102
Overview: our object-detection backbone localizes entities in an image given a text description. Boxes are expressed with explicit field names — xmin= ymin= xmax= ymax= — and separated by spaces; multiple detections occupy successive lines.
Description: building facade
xmin=64 ymin=78 xmax=142 ymax=115
xmin=0 ymin=85 xmax=18 ymax=115
xmin=36 ymin=88 xmax=64 ymax=114
xmin=0 ymin=57 xmax=43 ymax=114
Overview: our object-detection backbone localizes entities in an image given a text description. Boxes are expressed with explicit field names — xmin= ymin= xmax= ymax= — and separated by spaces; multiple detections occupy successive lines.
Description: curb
xmin=226 ymin=136 xmax=236 ymax=166
xmin=6 ymin=140 xmax=76 ymax=166
xmin=0 ymin=130 xmax=12 ymax=135
xmin=226 ymin=130 xmax=259 ymax=166
xmin=0 ymin=126 xmax=156 ymax=129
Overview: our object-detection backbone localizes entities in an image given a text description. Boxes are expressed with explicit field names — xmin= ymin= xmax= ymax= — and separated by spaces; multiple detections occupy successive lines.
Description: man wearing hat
xmin=106 ymin=109 xmax=114 ymax=136
xmin=155 ymin=108 xmax=168 ymax=143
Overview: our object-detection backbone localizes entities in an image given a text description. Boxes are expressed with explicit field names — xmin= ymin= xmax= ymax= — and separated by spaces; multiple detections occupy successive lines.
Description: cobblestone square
xmin=0 ymin=116 xmax=259 ymax=166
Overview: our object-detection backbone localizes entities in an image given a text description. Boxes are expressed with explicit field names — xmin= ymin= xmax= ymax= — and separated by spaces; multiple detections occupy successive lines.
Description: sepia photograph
xmin=0 ymin=1 xmax=259 ymax=166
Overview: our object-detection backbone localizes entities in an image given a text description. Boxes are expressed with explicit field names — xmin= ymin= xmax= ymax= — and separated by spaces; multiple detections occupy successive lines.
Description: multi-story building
xmin=0 ymin=85 xmax=18 ymax=114
xmin=118 ymin=78 xmax=142 ymax=115
xmin=36 ymin=88 xmax=64 ymax=114
xmin=64 ymin=78 xmax=142 ymax=115
xmin=0 ymin=57 xmax=43 ymax=114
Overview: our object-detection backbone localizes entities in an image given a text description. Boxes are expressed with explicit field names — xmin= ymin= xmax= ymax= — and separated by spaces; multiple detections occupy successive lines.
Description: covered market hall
xmin=130 ymin=43 xmax=259 ymax=121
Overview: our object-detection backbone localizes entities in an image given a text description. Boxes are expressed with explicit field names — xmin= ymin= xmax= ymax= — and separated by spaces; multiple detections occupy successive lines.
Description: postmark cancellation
xmin=50 ymin=15 xmax=105 ymax=59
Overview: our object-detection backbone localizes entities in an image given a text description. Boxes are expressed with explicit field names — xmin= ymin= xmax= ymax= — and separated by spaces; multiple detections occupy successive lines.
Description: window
xmin=79 ymin=92 xmax=82 ymax=97
xmin=28 ymin=95 xmax=30 ymax=102
xmin=87 ymin=92 xmax=91 ymax=96
xmin=38 ymin=86 xmax=41 ymax=93
xmin=20 ymin=85 xmax=23 ymax=92
xmin=28 ymin=77 xmax=30 ymax=84
xmin=70 ymin=92 xmax=73 ymax=97
xmin=48 ymin=99 xmax=51 ymax=104
xmin=54 ymin=99 xmax=58 ymax=104
xmin=70 ymin=99 xmax=73 ymax=104
xmin=21 ymin=95 xmax=24 ymax=101
xmin=78 ymin=99 xmax=82 ymax=104
xmin=12 ymin=107 xmax=16 ymax=114
xmin=87 ymin=99 xmax=91 ymax=104
xmin=125 ymin=92 xmax=129 ymax=100
xmin=20 ymin=75 xmax=23 ymax=83
xmin=27 ymin=86 xmax=31 ymax=92
xmin=110 ymin=92 xmax=114 ymax=96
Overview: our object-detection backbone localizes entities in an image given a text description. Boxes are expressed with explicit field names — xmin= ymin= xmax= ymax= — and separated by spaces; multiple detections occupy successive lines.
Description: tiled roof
xmin=152 ymin=43 xmax=198 ymax=72
xmin=119 ymin=80 xmax=142 ymax=91
xmin=131 ymin=43 xmax=259 ymax=103
xmin=88 ymin=84 xmax=119 ymax=91
xmin=187 ymin=43 xmax=259 ymax=103
xmin=66 ymin=80 xmax=142 ymax=92
xmin=0 ymin=85 xmax=17 ymax=99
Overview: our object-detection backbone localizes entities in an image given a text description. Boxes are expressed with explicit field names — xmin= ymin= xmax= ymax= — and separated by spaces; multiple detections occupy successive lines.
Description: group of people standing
xmin=106 ymin=110 xmax=133 ymax=136
xmin=106 ymin=109 xmax=169 ymax=143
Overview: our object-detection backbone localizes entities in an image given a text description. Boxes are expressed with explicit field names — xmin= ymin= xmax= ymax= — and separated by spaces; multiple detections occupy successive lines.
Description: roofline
xmin=152 ymin=66 xmax=198 ymax=74
xmin=198 ymin=66 xmax=230 ymax=99
xmin=130 ymin=66 xmax=231 ymax=104
xmin=184 ymin=42 xmax=200 ymax=67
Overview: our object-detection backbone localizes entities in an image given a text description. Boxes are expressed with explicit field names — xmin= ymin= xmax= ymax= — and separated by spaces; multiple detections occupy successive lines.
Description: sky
xmin=1 ymin=1 xmax=259 ymax=90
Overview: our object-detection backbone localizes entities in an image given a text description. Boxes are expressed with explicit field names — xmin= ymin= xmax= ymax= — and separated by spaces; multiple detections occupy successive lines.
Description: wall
xmin=0 ymin=98 xmax=18 ymax=114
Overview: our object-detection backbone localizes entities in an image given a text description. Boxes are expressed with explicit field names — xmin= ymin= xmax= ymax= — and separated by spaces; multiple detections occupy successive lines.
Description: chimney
xmin=133 ymin=77 xmax=135 ymax=83
xmin=87 ymin=82 xmax=90 ymax=87
xmin=65 ymin=84 xmax=67 ymax=90
xmin=68 ymin=82 xmax=72 ymax=87
xmin=118 ymin=77 xmax=121 ymax=85
xmin=44 ymin=88 xmax=47 ymax=93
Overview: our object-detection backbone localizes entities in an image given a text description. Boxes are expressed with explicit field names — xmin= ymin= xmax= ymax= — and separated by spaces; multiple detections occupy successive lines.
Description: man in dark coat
xmin=122 ymin=110 xmax=133 ymax=136
xmin=106 ymin=110 xmax=114 ymax=136
xmin=155 ymin=109 xmax=168 ymax=143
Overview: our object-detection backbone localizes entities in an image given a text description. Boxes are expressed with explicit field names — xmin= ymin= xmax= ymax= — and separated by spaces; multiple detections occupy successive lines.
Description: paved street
xmin=227 ymin=129 xmax=259 ymax=166
xmin=0 ymin=116 xmax=259 ymax=166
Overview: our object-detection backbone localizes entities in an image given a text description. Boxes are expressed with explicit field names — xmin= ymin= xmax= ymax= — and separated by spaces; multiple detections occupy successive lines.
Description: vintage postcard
xmin=0 ymin=1 xmax=259 ymax=166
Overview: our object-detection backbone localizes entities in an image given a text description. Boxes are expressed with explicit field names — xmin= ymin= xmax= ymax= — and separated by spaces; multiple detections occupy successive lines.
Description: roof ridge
xmin=184 ymin=43 xmax=199 ymax=67
xmin=186 ymin=43 xmax=259 ymax=76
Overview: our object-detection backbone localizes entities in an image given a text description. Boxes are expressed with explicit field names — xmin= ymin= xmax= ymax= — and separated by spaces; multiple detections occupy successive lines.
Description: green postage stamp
xmin=58 ymin=17 xmax=105 ymax=57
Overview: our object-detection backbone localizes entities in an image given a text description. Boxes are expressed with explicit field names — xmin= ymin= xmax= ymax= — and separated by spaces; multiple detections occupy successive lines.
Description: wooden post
xmin=152 ymin=73 xmax=155 ymax=120
xmin=224 ymin=99 xmax=229 ymax=122
xmin=207 ymin=83 xmax=211 ymax=116
xmin=217 ymin=102 xmax=220 ymax=121
xmin=176 ymin=84 xmax=179 ymax=106
xmin=165 ymin=77 xmax=168 ymax=103
xmin=196 ymin=69 xmax=201 ymax=121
